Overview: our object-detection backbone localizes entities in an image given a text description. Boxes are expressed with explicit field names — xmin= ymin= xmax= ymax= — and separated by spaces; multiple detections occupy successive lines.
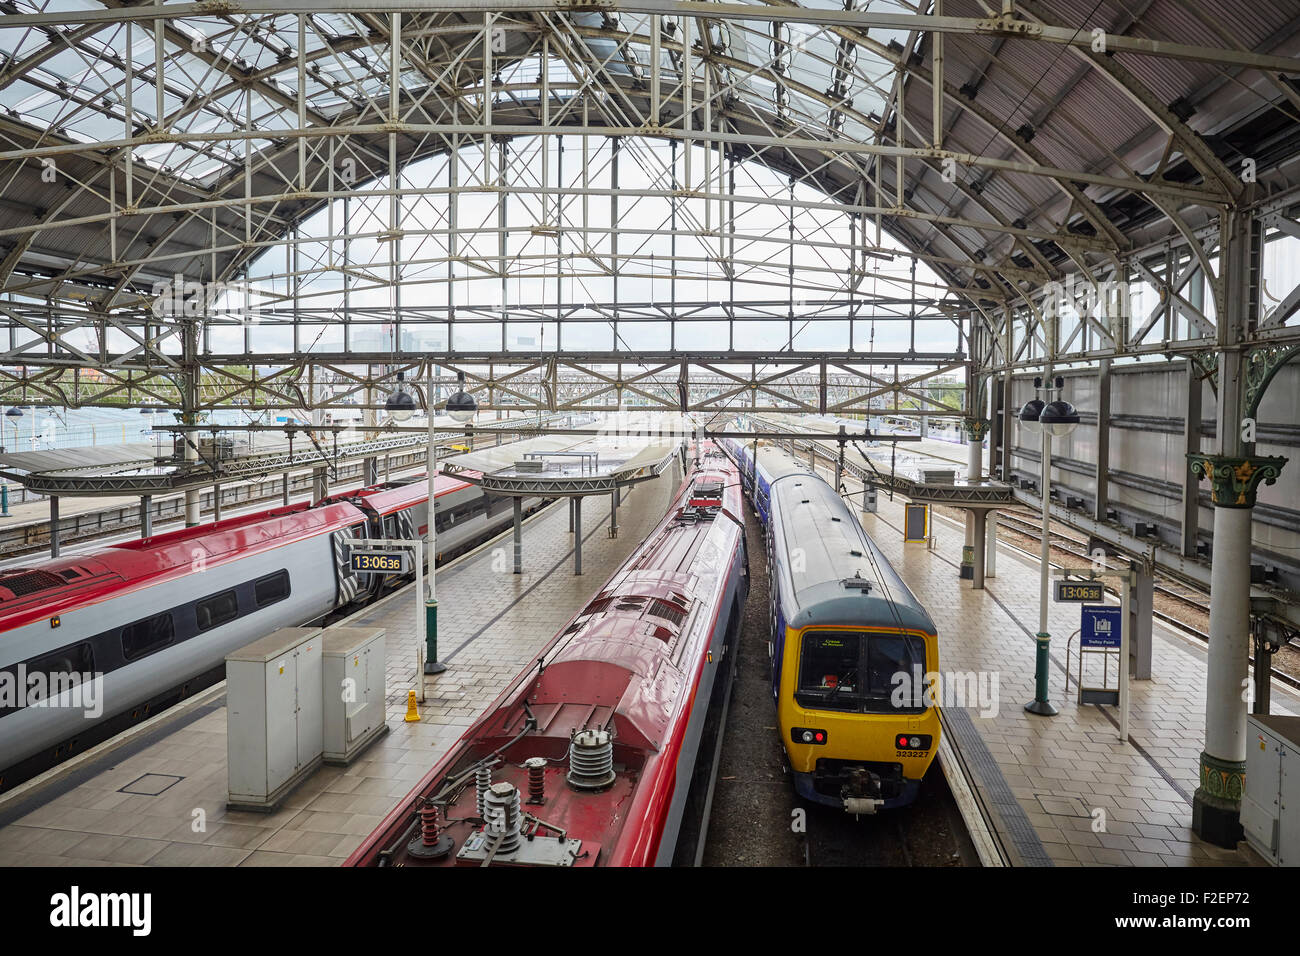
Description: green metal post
xmin=1025 ymin=632 xmax=1058 ymax=716
xmin=424 ymin=598 xmax=446 ymax=675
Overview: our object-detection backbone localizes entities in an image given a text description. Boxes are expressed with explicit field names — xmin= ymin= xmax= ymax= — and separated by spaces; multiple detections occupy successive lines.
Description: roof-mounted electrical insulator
xmin=567 ymin=728 xmax=616 ymax=791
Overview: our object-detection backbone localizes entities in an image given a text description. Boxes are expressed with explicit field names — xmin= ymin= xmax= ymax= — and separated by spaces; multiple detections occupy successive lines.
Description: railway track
xmin=985 ymin=508 xmax=1300 ymax=692
xmin=993 ymin=511 xmax=1210 ymax=618
xmin=703 ymin=487 xmax=978 ymax=868
xmin=800 ymin=767 xmax=973 ymax=867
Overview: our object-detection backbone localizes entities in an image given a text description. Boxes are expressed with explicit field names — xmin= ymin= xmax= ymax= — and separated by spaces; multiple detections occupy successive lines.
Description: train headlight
xmin=792 ymin=727 xmax=827 ymax=745
xmin=895 ymin=734 xmax=933 ymax=751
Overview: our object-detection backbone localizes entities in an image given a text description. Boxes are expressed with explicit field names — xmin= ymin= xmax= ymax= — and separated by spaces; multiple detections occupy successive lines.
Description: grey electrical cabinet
xmin=321 ymin=626 xmax=389 ymax=765
xmin=226 ymin=626 xmax=324 ymax=812
xmin=1242 ymin=714 xmax=1300 ymax=866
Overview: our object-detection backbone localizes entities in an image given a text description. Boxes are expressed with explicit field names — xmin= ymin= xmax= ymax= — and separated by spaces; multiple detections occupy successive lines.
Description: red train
xmin=345 ymin=442 xmax=749 ymax=867
xmin=0 ymin=467 xmax=537 ymax=791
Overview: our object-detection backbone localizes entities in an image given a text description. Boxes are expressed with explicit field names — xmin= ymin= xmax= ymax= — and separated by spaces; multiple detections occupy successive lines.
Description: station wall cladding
xmin=1004 ymin=359 xmax=1300 ymax=590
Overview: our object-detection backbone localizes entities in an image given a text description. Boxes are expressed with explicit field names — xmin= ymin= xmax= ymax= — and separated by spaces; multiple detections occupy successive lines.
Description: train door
xmin=329 ymin=521 xmax=370 ymax=607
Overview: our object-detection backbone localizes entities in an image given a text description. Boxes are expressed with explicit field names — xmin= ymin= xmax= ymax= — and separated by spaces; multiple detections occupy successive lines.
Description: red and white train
xmin=345 ymin=442 xmax=748 ymax=868
xmin=0 ymin=468 xmax=535 ymax=791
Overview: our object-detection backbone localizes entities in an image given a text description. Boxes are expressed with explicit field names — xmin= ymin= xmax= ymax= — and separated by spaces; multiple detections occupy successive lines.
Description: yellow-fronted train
xmin=723 ymin=436 xmax=940 ymax=813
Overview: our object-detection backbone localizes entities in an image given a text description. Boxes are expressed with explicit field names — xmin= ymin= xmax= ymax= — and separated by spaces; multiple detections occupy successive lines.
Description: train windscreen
xmin=795 ymin=631 xmax=929 ymax=714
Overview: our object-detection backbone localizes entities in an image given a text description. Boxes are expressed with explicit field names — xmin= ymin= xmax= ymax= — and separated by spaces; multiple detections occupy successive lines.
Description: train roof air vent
xmin=648 ymin=598 xmax=688 ymax=627
xmin=0 ymin=569 xmax=68 ymax=599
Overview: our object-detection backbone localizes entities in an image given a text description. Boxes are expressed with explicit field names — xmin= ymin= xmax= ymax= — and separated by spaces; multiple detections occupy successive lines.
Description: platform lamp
xmin=1019 ymin=375 xmax=1080 ymax=717
xmin=384 ymin=371 xmax=417 ymax=422
xmin=422 ymin=368 xmax=477 ymax=675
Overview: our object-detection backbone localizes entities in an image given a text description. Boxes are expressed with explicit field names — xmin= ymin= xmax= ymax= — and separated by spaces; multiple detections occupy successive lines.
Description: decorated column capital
xmin=962 ymin=417 xmax=990 ymax=442
xmin=1187 ymin=452 xmax=1287 ymax=508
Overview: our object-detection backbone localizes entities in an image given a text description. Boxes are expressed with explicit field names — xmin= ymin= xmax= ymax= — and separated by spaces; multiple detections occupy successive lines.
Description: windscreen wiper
xmin=824 ymin=668 xmax=858 ymax=703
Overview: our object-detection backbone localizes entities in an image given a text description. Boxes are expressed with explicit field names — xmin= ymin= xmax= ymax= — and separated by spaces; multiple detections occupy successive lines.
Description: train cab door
xmin=330 ymin=518 xmax=371 ymax=608
xmin=369 ymin=509 xmax=417 ymax=598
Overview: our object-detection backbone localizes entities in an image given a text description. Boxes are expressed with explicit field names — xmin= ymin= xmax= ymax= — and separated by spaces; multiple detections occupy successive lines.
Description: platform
xmin=0 ymin=465 xmax=679 ymax=866
xmin=857 ymin=483 xmax=1293 ymax=867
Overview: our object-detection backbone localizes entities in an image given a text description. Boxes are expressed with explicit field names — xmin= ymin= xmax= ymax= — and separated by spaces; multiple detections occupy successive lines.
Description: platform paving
xmin=858 ymin=485 xmax=1294 ymax=867
xmin=0 ymin=465 xmax=679 ymax=866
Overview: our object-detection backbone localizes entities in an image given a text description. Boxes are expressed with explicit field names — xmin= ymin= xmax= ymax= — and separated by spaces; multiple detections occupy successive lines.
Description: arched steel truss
xmin=0 ymin=0 xmax=1298 ymax=418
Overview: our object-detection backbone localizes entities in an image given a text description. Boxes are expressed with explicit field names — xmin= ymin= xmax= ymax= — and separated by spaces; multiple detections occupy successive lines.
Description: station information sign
xmin=1080 ymin=605 xmax=1123 ymax=649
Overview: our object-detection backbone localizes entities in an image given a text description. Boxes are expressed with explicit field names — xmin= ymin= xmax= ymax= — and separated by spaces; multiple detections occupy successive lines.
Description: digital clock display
xmin=349 ymin=551 xmax=407 ymax=574
xmin=1054 ymin=581 xmax=1104 ymax=602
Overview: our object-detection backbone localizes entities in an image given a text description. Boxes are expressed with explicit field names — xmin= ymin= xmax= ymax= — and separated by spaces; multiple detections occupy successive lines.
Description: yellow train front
xmin=758 ymin=446 xmax=940 ymax=813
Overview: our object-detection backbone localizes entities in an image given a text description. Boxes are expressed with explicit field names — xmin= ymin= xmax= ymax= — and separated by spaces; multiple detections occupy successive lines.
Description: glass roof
xmin=0 ymin=0 xmax=914 ymax=188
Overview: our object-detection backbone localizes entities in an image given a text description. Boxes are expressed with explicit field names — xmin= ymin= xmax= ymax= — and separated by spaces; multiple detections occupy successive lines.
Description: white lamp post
xmin=1020 ymin=375 xmax=1080 ymax=716
xmin=421 ymin=367 xmax=476 ymax=675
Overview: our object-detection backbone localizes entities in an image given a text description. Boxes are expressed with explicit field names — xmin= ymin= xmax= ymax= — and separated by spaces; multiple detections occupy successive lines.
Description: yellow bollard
xmin=403 ymin=689 xmax=421 ymax=722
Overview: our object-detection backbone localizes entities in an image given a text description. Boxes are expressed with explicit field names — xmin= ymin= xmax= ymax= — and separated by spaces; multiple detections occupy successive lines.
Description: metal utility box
xmin=321 ymin=626 xmax=389 ymax=765
xmin=860 ymin=482 xmax=878 ymax=514
xmin=226 ymin=627 xmax=324 ymax=812
xmin=1242 ymin=714 xmax=1300 ymax=866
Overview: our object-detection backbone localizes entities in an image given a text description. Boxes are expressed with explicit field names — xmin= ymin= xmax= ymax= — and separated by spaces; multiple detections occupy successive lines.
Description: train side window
xmin=254 ymin=570 xmax=290 ymax=608
xmin=0 ymin=642 xmax=97 ymax=712
xmin=121 ymin=613 xmax=175 ymax=661
xmin=196 ymin=590 xmax=238 ymax=631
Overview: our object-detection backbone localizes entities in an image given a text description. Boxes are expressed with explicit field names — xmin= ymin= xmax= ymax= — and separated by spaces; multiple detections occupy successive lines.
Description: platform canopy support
xmin=49 ymin=496 xmax=60 ymax=558
xmin=574 ymin=496 xmax=583 ymax=575
xmin=971 ymin=508 xmax=988 ymax=590
xmin=985 ymin=510 xmax=997 ymax=579
xmin=513 ymin=496 xmax=522 ymax=575
xmin=182 ymin=319 xmax=201 ymax=528
xmin=1189 ymin=203 xmax=1289 ymax=848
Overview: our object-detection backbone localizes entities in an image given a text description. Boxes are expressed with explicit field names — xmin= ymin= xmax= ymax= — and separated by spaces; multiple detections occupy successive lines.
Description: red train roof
xmin=0 ymin=499 xmax=364 ymax=633
xmin=347 ymin=444 xmax=747 ymax=868
xmin=347 ymin=471 xmax=476 ymax=516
